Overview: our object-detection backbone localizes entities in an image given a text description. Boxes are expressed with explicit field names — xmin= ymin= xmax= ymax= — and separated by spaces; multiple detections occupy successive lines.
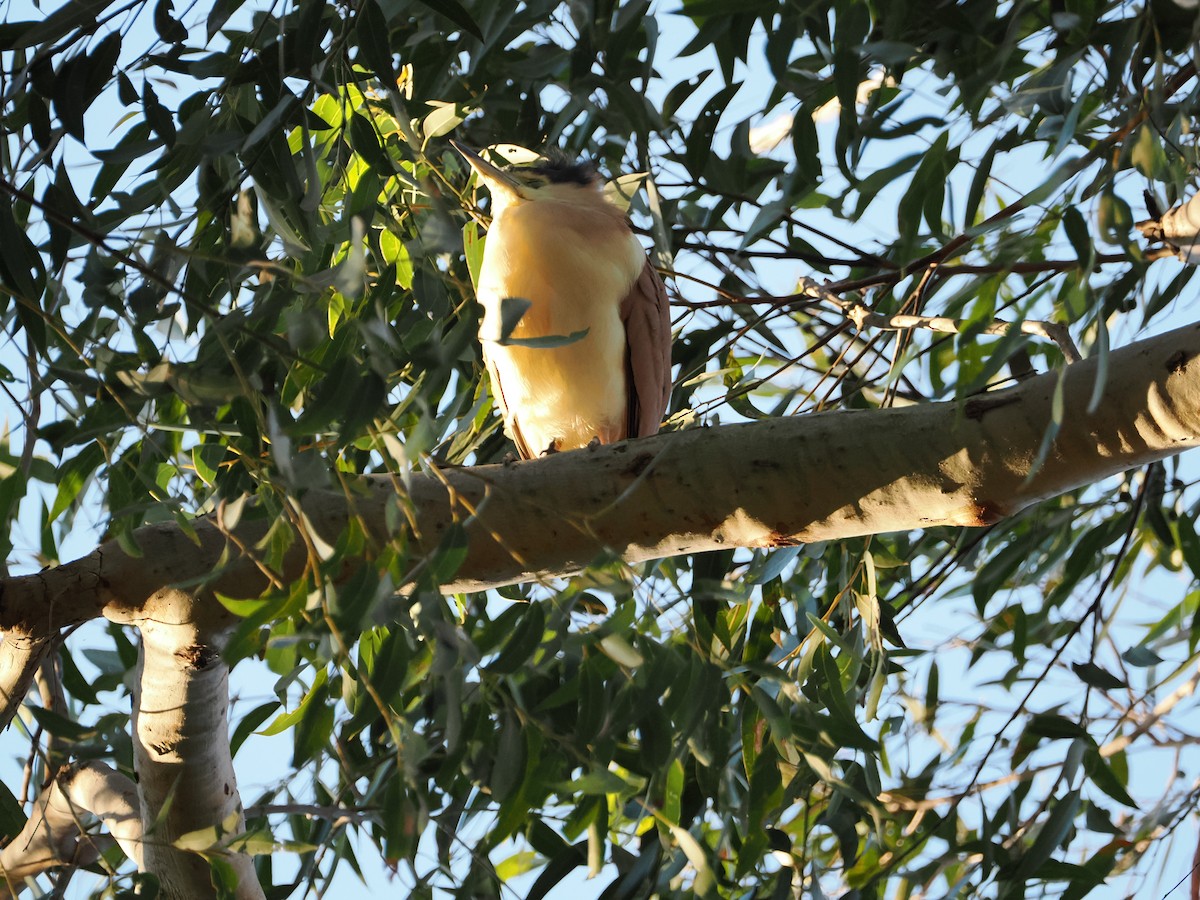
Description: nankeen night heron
xmin=452 ymin=141 xmax=672 ymax=459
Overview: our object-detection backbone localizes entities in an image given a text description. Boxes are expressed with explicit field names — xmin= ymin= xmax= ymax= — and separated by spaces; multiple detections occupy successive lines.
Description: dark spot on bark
xmin=752 ymin=459 xmax=783 ymax=471
xmin=1167 ymin=350 xmax=1189 ymax=374
xmin=767 ymin=532 xmax=803 ymax=547
xmin=178 ymin=644 xmax=218 ymax=668
xmin=150 ymin=741 xmax=173 ymax=755
xmin=225 ymin=783 xmax=232 ymax=795
xmin=622 ymin=452 xmax=654 ymax=478
xmin=970 ymin=500 xmax=1007 ymax=526
xmin=964 ymin=394 xmax=1020 ymax=420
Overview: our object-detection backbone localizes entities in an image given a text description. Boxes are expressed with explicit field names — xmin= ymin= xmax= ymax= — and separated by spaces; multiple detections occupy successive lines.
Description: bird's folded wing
xmin=621 ymin=259 xmax=673 ymax=439
xmin=484 ymin=352 xmax=535 ymax=459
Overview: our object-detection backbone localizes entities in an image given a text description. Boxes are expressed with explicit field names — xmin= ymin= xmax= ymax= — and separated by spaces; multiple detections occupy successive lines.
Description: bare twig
xmin=796 ymin=277 xmax=1083 ymax=364
xmin=33 ymin=647 xmax=66 ymax=771
xmin=1100 ymin=657 xmax=1200 ymax=758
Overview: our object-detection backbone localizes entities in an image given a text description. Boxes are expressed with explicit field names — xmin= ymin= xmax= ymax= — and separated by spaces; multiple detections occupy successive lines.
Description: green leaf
xmin=500 ymin=325 xmax=588 ymax=350
xmin=153 ymin=0 xmax=188 ymax=43
xmin=1010 ymin=789 xmax=1081 ymax=882
xmin=242 ymin=92 xmax=299 ymax=153
xmin=495 ymin=296 xmax=530 ymax=341
xmin=663 ymin=758 xmax=684 ymax=826
xmin=7 ymin=0 xmax=113 ymax=48
xmin=1120 ymin=644 xmax=1163 ymax=668
xmin=230 ymin=702 xmax=279 ymax=757
xmin=347 ymin=111 xmax=393 ymax=173
xmin=1084 ymin=747 xmax=1136 ymax=807
xmin=0 ymin=201 xmax=46 ymax=303
xmin=191 ymin=443 xmax=224 ymax=487
xmin=485 ymin=602 xmax=546 ymax=675
xmin=426 ymin=522 xmax=469 ymax=585
xmin=142 ymin=81 xmax=176 ymax=148
xmin=668 ymin=825 xmax=716 ymax=897
xmin=1027 ymin=713 xmax=1088 ymax=740
xmin=0 ymin=779 xmax=26 ymax=841
xmin=1070 ymin=661 xmax=1125 ymax=690
xmin=26 ymin=706 xmax=98 ymax=740
xmin=48 ymin=442 xmax=106 ymax=523
xmin=564 ymin=768 xmax=644 ymax=795
xmin=491 ymin=710 xmax=527 ymax=802
xmin=380 ymin=229 xmax=414 ymax=288
xmin=964 ymin=141 xmax=997 ymax=228
xmin=1130 ymin=124 xmax=1165 ymax=179
xmin=355 ymin=0 xmax=393 ymax=81
xmin=259 ymin=668 xmax=328 ymax=737
xmin=293 ymin=684 xmax=335 ymax=766
xmin=462 ymin=222 xmax=484 ymax=291
xmin=422 ymin=101 xmax=467 ymax=141
xmin=1060 ymin=206 xmax=1094 ymax=272
xmin=598 ymin=633 xmax=644 ymax=668
xmin=1097 ymin=190 xmax=1133 ymax=243
xmin=411 ymin=0 xmax=483 ymax=40
xmin=525 ymin=841 xmax=586 ymax=900
xmin=484 ymin=294 xmax=591 ymax=350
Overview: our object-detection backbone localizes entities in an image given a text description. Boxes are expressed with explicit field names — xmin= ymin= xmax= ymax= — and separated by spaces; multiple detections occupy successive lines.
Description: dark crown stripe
xmin=522 ymin=149 xmax=598 ymax=186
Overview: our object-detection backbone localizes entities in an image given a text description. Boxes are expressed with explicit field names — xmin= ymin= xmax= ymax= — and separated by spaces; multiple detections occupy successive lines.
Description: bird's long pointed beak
xmin=451 ymin=140 xmax=527 ymax=203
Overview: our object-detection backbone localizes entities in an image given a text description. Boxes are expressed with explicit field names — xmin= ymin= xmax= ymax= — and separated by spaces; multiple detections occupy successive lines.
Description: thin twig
xmin=798 ymin=277 xmax=1083 ymax=363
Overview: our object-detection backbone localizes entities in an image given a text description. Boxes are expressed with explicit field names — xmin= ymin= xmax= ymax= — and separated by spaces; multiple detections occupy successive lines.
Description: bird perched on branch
xmin=451 ymin=141 xmax=672 ymax=459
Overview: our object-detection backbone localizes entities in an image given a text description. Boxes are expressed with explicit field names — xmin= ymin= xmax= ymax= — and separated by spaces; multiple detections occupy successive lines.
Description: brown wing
xmin=620 ymin=258 xmax=673 ymax=439
xmin=483 ymin=351 xmax=535 ymax=459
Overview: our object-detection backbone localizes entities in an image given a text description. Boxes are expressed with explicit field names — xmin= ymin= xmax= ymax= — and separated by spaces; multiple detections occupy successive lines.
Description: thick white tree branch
xmin=0 ymin=761 xmax=140 ymax=897
xmin=0 ymin=315 xmax=1197 ymax=897
xmin=2 ymin=609 xmax=263 ymax=897
xmin=128 ymin=609 xmax=262 ymax=900
xmin=1 ymin=322 xmax=1200 ymax=621
xmin=0 ymin=636 xmax=50 ymax=737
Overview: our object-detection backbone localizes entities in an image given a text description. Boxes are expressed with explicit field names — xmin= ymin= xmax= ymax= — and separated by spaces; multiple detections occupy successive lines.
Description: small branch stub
xmin=1137 ymin=191 xmax=1200 ymax=264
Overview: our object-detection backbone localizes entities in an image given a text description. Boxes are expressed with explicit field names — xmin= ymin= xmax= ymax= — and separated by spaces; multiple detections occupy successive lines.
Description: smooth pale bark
xmin=1138 ymin=191 xmax=1200 ymax=262
xmin=0 ymin=761 xmax=140 ymax=897
xmin=0 ymin=321 xmax=1199 ymax=627
xmin=0 ymin=320 xmax=1197 ymax=894
xmin=131 ymin=612 xmax=262 ymax=900
xmin=0 ymin=635 xmax=49 ymax=735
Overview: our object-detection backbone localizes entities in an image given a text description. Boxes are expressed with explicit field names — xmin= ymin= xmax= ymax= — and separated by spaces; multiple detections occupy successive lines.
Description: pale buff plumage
xmin=453 ymin=142 xmax=672 ymax=459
